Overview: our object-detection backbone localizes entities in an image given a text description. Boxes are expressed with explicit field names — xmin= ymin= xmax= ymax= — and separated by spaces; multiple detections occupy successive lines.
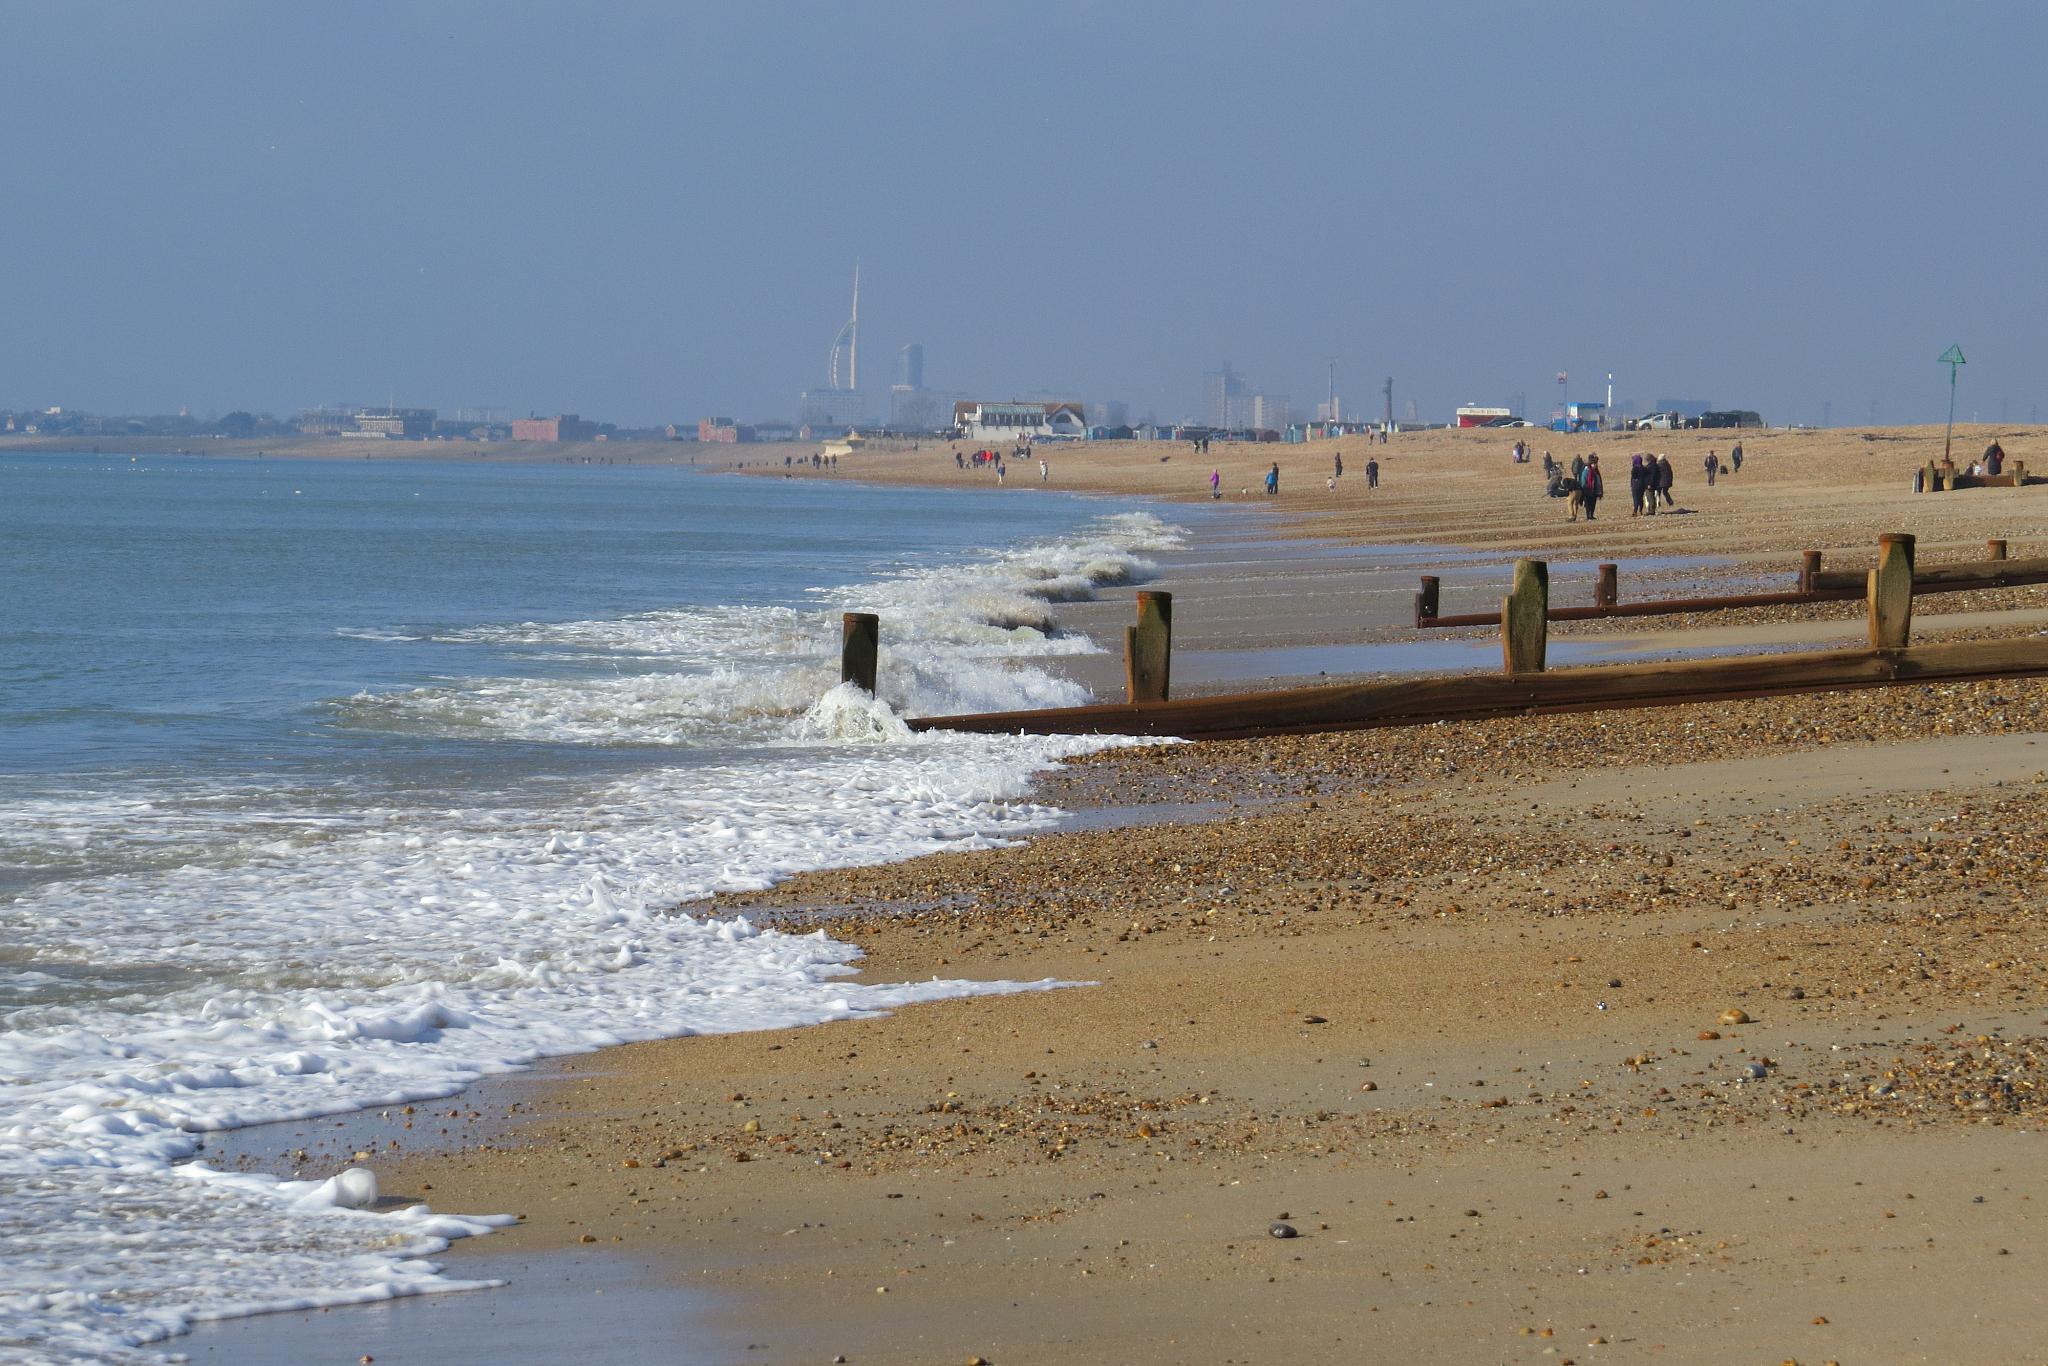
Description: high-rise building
xmin=1250 ymin=393 xmax=1292 ymax=431
xmin=800 ymin=388 xmax=866 ymax=430
xmin=898 ymin=343 xmax=925 ymax=391
xmin=888 ymin=387 xmax=945 ymax=431
xmin=1202 ymin=364 xmax=1250 ymax=429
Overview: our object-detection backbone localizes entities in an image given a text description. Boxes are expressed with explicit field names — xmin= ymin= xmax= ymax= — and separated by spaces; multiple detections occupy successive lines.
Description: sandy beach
xmin=188 ymin=427 xmax=2048 ymax=1365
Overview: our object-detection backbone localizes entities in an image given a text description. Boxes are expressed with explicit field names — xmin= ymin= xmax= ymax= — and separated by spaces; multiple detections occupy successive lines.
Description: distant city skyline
xmin=2 ymin=3 xmax=2044 ymax=429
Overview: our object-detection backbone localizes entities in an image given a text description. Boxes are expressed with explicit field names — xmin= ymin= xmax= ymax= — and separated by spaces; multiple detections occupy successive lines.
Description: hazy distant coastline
xmin=0 ymin=434 xmax=695 ymax=463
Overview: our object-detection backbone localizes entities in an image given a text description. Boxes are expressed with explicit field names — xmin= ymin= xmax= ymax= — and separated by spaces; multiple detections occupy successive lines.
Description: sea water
xmin=0 ymin=453 xmax=1179 ymax=1363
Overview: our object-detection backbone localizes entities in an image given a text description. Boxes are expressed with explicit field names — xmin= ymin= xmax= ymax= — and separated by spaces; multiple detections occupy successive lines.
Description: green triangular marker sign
xmin=1938 ymin=344 xmax=1966 ymax=365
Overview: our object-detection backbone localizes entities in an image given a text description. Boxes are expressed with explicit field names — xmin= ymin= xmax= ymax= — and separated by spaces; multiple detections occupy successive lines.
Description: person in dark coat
xmin=1730 ymin=443 xmax=1744 ymax=473
xmin=1580 ymin=455 xmax=1604 ymax=519
xmin=1656 ymin=453 xmax=1676 ymax=507
xmin=1628 ymin=454 xmax=1647 ymax=516
xmin=1704 ymin=450 xmax=1720 ymax=486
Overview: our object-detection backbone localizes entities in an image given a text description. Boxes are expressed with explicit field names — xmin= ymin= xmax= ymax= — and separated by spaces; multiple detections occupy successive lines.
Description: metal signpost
xmin=1939 ymin=344 xmax=1966 ymax=462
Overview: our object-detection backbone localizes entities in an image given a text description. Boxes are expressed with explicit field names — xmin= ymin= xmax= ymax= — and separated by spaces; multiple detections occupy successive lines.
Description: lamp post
xmin=1938 ymin=344 xmax=1966 ymax=462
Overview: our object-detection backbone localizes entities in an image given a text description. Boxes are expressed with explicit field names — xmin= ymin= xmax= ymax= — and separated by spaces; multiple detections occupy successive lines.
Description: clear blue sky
xmin=2 ymin=1 xmax=2041 ymax=427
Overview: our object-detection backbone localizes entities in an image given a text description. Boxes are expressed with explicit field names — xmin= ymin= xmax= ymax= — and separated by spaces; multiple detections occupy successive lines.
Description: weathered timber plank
xmin=907 ymin=637 xmax=2048 ymax=741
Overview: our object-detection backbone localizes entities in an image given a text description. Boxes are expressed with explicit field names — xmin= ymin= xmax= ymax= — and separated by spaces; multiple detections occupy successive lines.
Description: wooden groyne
xmin=1415 ymin=540 xmax=2044 ymax=629
xmin=881 ymin=532 xmax=2048 ymax=743
xmin=905 ymin=637 xmax=2048 ymax=741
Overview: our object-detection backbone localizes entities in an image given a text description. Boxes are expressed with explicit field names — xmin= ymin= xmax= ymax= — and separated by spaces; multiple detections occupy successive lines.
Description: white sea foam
xmin=336 ymin=510 xmax=1177 ymax=748
xmin=0 ymin=509 xmax=1178 ymax=1363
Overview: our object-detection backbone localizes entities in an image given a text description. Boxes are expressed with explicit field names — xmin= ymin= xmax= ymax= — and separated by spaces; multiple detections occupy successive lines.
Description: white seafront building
xmin=953 ymin=400 xmax=1087 ymax=443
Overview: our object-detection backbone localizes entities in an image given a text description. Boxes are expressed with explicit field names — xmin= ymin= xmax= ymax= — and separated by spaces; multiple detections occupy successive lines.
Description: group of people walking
xmin=1543 ymin=443 xmax=1745 ymax=521
xmin=1627 ymin=453 xmax=1677 ymax=515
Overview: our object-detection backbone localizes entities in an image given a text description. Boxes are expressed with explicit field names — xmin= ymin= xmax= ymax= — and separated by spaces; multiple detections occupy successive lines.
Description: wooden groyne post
xmin=1415 ymin=575 xmax=1441 ymax=626
xmin=1501 ymin=559 xmax=1548 ymax=674
xmin=1799 ymin=550 xmax=1823 ymax=594
xmin=1125 ymin=590 xmax=1173 ymax=703
xmin=1988 ymin=538 xmax=2009 ymax=561
xmin=1867 ymin=533 xmax=1915 ymax=650
xmin=841 ymin=612 xmax=879 ymax=693
xmin=1595 ymin=563 xmax=1618 ymax=610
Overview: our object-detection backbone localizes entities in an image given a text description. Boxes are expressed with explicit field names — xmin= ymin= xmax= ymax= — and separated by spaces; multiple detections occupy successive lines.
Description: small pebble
xmin=1269 ymin=1222 xmax=1298 ymax=1239
xmin=1719 ymin=1009 xmax=1752 ymax=1025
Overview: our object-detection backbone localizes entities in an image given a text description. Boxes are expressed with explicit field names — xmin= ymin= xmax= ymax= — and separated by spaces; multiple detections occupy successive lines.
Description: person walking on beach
xmin=1570 ymin=452 xmax=1586 ymax=485
xmin=1656 ymin=453 xmax=1675 ymax=508
xmin=1365 ymin=456 xmax=1379 ymax=488
xmin=1628 ymin=454 xmax=1647 ymax=516
xmin=1039 ymin=458 xmax=1048 ymax=483
xmin=1209 ymin=467 xmax=1221 ymax=499
xmin=1730 ymin=442 xmax=1744 ymax=474
xmin=1333 ymin=450 xmax=1344 ymax=482
xmin=1265 ymin=462 xmax=1280 ymax=496
xmin=1704 ymin=450 xmax=1719 ymax=486
xmin=1580 ymin=455 xmax=1604 ymax=519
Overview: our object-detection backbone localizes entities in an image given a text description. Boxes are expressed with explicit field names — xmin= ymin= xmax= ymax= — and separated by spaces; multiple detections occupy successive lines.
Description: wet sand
xmin=185 ymin=425 xmax=2048 ymax=1365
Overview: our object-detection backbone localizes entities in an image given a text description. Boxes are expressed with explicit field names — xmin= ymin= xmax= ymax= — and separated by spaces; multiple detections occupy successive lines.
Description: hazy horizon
xmin=3 ymin=1 xmax=2043 ymax=429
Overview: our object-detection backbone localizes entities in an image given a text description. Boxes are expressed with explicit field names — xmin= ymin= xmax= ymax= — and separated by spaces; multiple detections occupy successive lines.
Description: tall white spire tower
xmin=828 ymin=262 xmax=860 ymax=391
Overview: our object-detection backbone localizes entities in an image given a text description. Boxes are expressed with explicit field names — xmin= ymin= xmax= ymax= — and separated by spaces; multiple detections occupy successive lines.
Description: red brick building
xmin=698 ymin=417 xmax=753 ymax=443
xmin=511 ymin=414 xmax=597 ymax=442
